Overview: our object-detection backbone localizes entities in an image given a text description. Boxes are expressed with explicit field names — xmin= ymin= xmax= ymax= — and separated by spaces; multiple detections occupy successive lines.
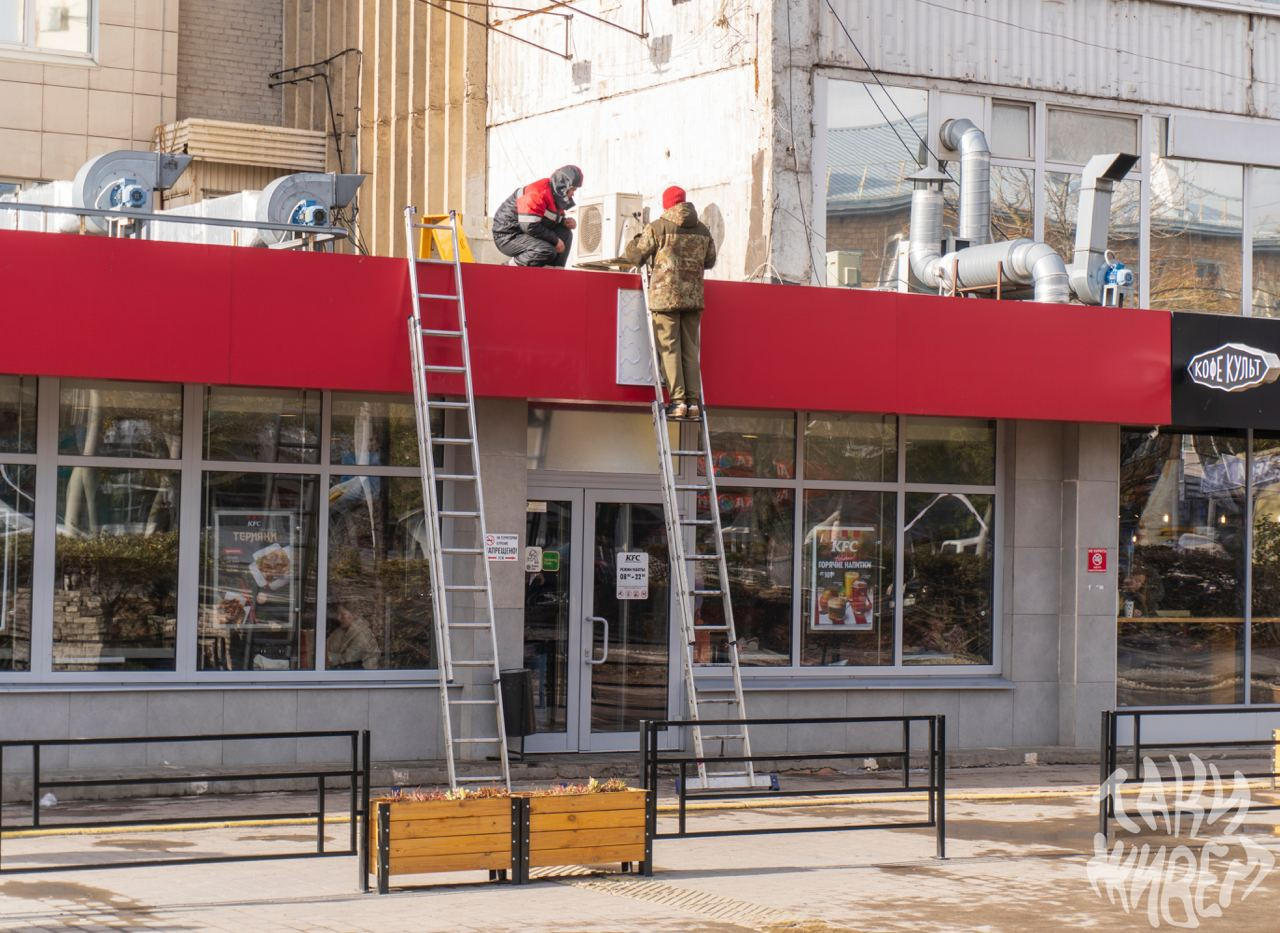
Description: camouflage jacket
xmin=622 ymin=203 xmax=717 ymax=312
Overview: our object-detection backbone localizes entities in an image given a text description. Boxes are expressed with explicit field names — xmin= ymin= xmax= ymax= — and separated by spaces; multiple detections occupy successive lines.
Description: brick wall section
xmin=177 ymin=0 xmax=282 ymax=125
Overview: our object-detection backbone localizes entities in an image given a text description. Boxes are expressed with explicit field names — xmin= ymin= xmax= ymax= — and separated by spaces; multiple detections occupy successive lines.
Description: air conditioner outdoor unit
xmin=826 ymin=250 xmax=863 ymax=287
xmin=573 ymin=192 xmax=643 ymax=264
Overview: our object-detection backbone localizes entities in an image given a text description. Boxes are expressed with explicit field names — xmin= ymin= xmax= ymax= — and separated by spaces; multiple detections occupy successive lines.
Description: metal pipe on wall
xmin=940 ymin=118 xmax=991 ymax=247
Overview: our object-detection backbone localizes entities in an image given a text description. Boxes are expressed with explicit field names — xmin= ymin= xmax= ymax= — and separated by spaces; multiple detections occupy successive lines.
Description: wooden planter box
xmin=369 ymin=789 xmax=650 ymax=892
xmin=522 ymin=788 xmax=649 ymax=879
xmin=371 ymin=796 xmax=514 ymax=893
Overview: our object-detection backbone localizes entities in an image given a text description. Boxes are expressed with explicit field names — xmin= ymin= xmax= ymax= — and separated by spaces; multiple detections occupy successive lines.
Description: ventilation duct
xmin=939 ymin=118 xmax=991 ymax=247
xmin=1068 ymin=152 xmax=1140 ymax=304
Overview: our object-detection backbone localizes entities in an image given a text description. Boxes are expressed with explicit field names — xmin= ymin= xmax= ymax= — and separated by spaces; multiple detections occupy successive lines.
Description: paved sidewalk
xmin=1 ymin=765 xmax=1278 ymax=932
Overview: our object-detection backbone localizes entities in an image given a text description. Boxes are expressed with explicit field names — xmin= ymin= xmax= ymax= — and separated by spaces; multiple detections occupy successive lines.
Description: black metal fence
xmin=639 ymin=714 xmax=946 ymax=865
xmin=0 ymin=729 xmax=371 ymax=875
xmin=1098 ymin=707 xmax=1280 ymax=837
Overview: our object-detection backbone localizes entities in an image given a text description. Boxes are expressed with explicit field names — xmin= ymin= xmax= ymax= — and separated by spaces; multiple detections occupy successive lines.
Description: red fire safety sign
xmin=1087 ymin=548 xmax=1107 ymax=573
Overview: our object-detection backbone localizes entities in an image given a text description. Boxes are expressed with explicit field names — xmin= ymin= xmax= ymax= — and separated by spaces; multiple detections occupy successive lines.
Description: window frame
xmin=0 ymin=0 xmax=98 ymax=63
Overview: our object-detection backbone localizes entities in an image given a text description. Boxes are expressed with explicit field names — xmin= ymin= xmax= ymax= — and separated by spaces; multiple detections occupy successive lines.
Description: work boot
xmin=686 ymin=400 xmax=701 ymax=420
xmin=666 ymin=401 xmax=688 ymax=420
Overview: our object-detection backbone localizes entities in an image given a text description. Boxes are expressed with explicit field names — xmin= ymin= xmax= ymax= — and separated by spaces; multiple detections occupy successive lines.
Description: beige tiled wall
xmin=0 ymin=0 xmax=179 ymax=183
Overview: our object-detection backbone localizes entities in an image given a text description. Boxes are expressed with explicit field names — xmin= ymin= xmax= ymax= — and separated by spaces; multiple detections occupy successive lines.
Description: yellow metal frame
xmin=417 ymin=213 xmax=474 ymax=262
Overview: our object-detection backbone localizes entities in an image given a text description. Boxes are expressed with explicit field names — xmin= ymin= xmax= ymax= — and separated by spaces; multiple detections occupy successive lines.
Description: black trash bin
xmin=500 ymin=668 xmax=536 ymax=759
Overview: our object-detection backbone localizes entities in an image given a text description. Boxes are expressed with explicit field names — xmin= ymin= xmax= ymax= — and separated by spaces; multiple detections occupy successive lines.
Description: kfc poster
xmin=809 ymin=524 xmax=876 ymax=632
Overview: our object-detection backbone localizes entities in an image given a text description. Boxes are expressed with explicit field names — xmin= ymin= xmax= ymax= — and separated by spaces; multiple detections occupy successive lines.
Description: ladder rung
xmin=449 ymin=698 xmax=499 ymax=706
xmin=693 ymin=589 xmax=722 ymax=596
xmin=419 ymin=292 xmax=460 ymax=301
xmin=441 ymin=547 xmax=483 ymax=555
xmin=703 ymin=770 xmax=751 ymax=777
xmin=679 ymin=519 xmax=714 ymax=526
xmin=414 ymin=222 xmax=456 ymax=231
xmin=436 ymin=473 xmax=478 ymax=481
xmin=415 ymin=257 xmax=456 ymax=265
xmin=445 ymin=584 xmax=488 ymax=591
xmin=684 ymin=554 xmax=720 ymax=561
xmin=454 ymin=737 xmax=502 ymax=744
xmin=423 ymin=329 xmax=463 ymax=337
xmin=452 ymin=659 xmax=497 ymax=667
xmin=432 ymin=436 xmax=475 ymax=445
xmin=425 ymin=364 xmax=467 ymax=373
xmin=695 ymin=625 xmax=731 ymax=632
xmin=440 ymin=510 xmax=480 ymax=518
xmin=696 ymin=697 xmax=739 ymax=704
xmin=427 ymin=400 xmax=470 ymax=409
xmin=670 ymin=450 xmax=705 ymax=457
xmin=695 ymin=662 xmax=735 ymax=668
xmin=700 ymin=733 xmax=746 ymax=741
xmin=448 ymin=622 xmax=491 ymax=629
xmin=675 ymin=484 xmax=709 ymax=492
xmin=455 ymin=775 xmax=506 ymax=783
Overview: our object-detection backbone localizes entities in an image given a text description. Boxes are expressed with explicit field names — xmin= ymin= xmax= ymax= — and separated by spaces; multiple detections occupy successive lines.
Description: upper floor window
xmin=0 ymin=1 xmax=94 ymax=58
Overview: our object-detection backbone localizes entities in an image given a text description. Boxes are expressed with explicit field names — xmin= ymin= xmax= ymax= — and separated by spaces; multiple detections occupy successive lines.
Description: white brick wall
xmin=176 ymin=0 xmax=281 ymax=125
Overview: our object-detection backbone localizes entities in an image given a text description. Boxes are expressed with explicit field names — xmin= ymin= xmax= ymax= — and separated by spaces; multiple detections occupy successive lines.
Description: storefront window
xmin=905 ymin=417 xmax=995 ymax=485
xmin=706 ymin=409 xmax=795 ymax=479
xmin=902 ymin=492 xmax=994 ymax=665
xmin=800 ymin=490 xmax=895 ymax=667
xmin=1250 ymin=168 xmax=1280 ymax=319
xmin=58 ymin=380 xmax=182 ymax=459
xmin=1250 ymin=434 xmax=1280 ymax=702
xmin=1149 ymin=158 xmax=1243 ymax=314
xmin=0 ymin=376 xmax=37 ymax=454
xmin=1117 ymin=430 xmax=1247 ymax=706
xmin=824 ymin=81 xmax=927 ymax=290
xmin=326 ymin=475 xmax=434 ymax=670
xmin=330 ymin=393 xmax=422 ymax=468
xmin=0 ymin=464 xmax=34 ymax=671
xmin=198 ymin=472 xmax=319 ymax=671
xmin=54 ymin=468 xmax=179 ymax=671
xmin=698 ymin=488 xmax=793 ymax=666
xmin=804 ymin=414 xmax=895 ymax=483
xmin=205 ymin=387 xmax=321 ymax=464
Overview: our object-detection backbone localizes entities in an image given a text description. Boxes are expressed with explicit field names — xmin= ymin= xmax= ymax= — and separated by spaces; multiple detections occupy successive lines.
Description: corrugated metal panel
xmin=820 ymin=0 xmax=1278 ymax=118
xmin=160 ymin=119 xmax=329 ymax=172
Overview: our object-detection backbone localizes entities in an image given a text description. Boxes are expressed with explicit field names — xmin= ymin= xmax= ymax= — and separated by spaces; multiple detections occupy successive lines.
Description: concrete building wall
xmin=175 ymin=0 xmax=282 ymax=125
xmin=0 ymin=0 xmax=178 ymax=183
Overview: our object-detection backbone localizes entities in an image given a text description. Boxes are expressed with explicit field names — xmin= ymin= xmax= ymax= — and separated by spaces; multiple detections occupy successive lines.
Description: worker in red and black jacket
xmin=492 ymin=165 xmax=583 ymax=267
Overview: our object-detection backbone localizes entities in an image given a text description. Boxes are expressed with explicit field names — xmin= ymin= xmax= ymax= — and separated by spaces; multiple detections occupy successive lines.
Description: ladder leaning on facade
xmin=403 ymin=207 xmax=511 ymax=790
xmin=640 ymin=270 xmax=771 ymax=791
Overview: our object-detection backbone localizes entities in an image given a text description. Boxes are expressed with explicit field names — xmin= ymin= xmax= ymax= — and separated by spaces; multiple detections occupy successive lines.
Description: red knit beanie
xmin=662 ymin=186 xmax=686 ymax=210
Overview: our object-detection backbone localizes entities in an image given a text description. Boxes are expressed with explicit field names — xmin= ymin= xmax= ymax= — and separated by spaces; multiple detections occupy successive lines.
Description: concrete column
xmin=475 ymin=398 xmax=530 ymax=670
xmin=1058 ymin=423 xmax=1120 ymax=747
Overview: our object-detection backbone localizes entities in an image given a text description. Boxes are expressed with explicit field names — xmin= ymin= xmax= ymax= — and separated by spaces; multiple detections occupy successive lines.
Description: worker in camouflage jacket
xmin=623 ymin=185 xmax=718 ymax=420
xmin=492 ymin=165 xmax=583 ymax=267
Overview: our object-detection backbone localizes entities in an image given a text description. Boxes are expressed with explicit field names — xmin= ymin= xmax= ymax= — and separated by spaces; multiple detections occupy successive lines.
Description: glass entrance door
xmin=580 ymin=492 xmax=674 ymax=752
xmin=523 ymin=489 xmax=677 ymax=753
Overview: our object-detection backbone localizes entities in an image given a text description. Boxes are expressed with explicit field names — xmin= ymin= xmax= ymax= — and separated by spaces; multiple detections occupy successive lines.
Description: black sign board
xmin=1171 ymin=313 xmax=1280 ymax=429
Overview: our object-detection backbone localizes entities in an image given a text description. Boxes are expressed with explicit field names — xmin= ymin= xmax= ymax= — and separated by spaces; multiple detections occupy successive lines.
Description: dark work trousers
xmin=494 ymin=224 xmax=573 ymax=267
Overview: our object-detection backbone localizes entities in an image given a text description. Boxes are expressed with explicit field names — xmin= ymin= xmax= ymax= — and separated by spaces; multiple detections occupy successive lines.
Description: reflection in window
xmin=800 ymin=490 xmax=895 ymax=667
xmin=696 ymin=488 xmax=793 ymax=666
xmin=330 ymin=393 xmax=424 ymax=468
xmin=0 ymin=0 xmax=20 ymax=43
xmin=525 ymin=501 xmax=573 ymax=732
xmin=54 ymin=468 xmax=179 ymax=671
xmin=1149 ymin=158 xmax=1243 ymax=314
xmin=804 ymin=413 xmax=896 ymax=482
xmin=0 ymin=376 xmax=36 ymax=454
xmin=902 ymin=492 xmax=994 ymax=665
xmin=199 ymin=472 xmax=318 ymax=672
xmin=1117 ymin=430 xmax=1246 ymax=706
xmin=0 ymin=465 xmax=34 ymax=671
xmin=1250 ymin=168 xmax=1280 ymax=319
xmin=990 ymin=101 xmax=1032 ymax=159
xmin=824 ymin=81 xmax=927 ymax=290
xmin=1047 ymin=109 xmax=1138 ymax=165
xmin=205 ymin=387 xmax=321 ymax=464
xmin=905 ymin=417 xmax=995 ymax=485
xmin=1043 ymin=173 xmax=1141 ymax=279
xmin=706 ymin=409 xmax=795 ymax=479
xmin=1251 ymin=434 xmax=1280 ymax=701
xmin=326 ymin=475 xmax=434 ymax=670
xmin=59 ymin=380 xmax=182 ymax=459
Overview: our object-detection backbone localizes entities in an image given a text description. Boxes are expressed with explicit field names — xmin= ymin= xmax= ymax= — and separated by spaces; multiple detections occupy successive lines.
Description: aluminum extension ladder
xmin=640 ymin=271 xmax=770 ymax=791
xmin=404 ymin=207 xmax=511 ymax=791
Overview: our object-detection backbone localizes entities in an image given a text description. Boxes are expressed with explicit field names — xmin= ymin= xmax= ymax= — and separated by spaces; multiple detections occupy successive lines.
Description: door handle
xmin=585 ymin=615 xmax=609 ymax=666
